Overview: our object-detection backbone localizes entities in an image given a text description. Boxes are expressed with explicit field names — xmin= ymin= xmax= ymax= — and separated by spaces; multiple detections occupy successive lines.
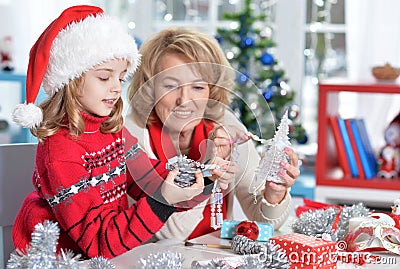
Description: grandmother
xmin=124 ymin=28 xmax=300 ymax=241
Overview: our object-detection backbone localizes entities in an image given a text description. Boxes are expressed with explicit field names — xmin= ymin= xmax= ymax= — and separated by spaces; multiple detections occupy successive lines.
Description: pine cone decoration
xmin=231 ymin=236 xmax=290 ymax=269
xmin=166 ymin=155 xmax=204 ymax=187
xmin=231 ymin=235 xmax=264 ymax=255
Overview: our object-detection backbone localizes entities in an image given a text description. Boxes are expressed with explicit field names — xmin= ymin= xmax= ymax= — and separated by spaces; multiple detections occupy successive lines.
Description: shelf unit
xmin=0 ymin=71 xmax=29 ymax=143
xmin=315 ymin=78 xmax=400 ymax=208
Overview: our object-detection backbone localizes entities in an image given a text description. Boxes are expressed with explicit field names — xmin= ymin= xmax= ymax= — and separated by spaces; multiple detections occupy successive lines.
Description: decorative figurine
xmin=392 ymin=198 xmax=400 ymax=215
xmin=377 ymin=112 xmax=400 ymax=178
xmin=0 ymin=35 xmax=15 ymax=72
xmin=389 ymin=198 xmax=400 ymax=229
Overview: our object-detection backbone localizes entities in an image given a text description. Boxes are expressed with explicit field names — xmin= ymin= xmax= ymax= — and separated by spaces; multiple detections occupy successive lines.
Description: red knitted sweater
xmin=12 ymin=112 xmax=175 ymax=259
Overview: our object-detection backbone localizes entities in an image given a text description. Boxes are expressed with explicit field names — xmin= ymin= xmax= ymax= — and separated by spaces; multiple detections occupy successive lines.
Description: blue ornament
xmin=262 ymin=87 xmax=274 ymax=101
xmin=236 ymin=72 xmax=249 ymax=85
xmin=134 ymin=36 xmax=142 ymax=49
xmin=260 ymin=52 xmax=274 ymax=65
xmin=214 ymin=35 xmax=222 ymax=44
xmin=240 ymin=36 xmax=255 ymax=48
xmin=297 ymin=133 xmax=308 ymax=144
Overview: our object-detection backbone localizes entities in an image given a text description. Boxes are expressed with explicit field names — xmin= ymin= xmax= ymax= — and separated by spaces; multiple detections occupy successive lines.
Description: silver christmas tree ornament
xmin=250 ymin=110 xmax=291 ymax=202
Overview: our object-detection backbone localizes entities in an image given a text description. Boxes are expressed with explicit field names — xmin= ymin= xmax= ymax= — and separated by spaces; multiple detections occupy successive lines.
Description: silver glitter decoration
xmin=138 ymin=251 xmax=182 ymax=269
xmin=231 ymin=235 xmax=290 ymax=269
xmin=166 ymin=155 xmax=205 ymax=187
xmin=57 ymin=249 xmax=82 ymax=269
xmin=191 ymin=258 xmax=231 ymax=269
xmin=254 ymin=110 xmax=291 ymax=185
xmin=89 ymin=256 xmax=116 ymax=269
xmin=292 ymin=203 xmax=370 ymax=241
xmin=27 ymin=220 xmax=59 ymax=269
xmin=6 ymin=249 xmax=29 ymax=269
xmin=194 ymin=235 xmax=290 ymax=268
xmin=7 ymin=220 xmax=114 ymax=269
xmin=231 ymin=235 xmax=264 ymax=255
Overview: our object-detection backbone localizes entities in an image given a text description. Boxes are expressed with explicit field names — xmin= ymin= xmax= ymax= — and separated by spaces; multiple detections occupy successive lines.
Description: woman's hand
xmin=208 ymin=156 xmax=239 ymax=190
xmin=208 ymin=125 xmax=249 ymax=160
xmin=263 ymin=147 xmax=301 ymax=204
xmin=161 ymin=169 xmax=204 ymax=204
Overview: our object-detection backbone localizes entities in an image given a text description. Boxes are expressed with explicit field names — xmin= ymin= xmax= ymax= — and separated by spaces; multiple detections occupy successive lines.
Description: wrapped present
xmin=220 ymin=219 xmax=273 ymax=241
xmin=269 ymin=233 xmax=338 ymax=268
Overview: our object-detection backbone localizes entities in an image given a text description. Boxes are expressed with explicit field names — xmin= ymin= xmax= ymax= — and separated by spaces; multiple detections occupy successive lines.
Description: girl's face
xmin=78 ymin=59 xmax=128 ymax=117
xmin=154 ymin=53 xmax=210 ymax=134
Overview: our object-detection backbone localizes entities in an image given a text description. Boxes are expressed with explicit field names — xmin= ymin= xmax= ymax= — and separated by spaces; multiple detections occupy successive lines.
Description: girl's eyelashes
xmin=193 ymin=85 xmax=205 ymax=91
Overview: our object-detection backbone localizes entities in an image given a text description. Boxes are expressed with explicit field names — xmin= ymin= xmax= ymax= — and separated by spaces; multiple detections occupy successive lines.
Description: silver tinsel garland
xmin=138 ymin=251 xmax=182 ymax=268
xmin=7 ymin=220 xmax=116 ymax=269
xmin=291 ymin=203 xmax=370 ymax=241
xmin=89 ymin=257 xmax=116 ymax=269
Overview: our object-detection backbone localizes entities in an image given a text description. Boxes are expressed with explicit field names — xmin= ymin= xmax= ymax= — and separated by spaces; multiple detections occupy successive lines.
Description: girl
xmin=11 ymin=6 xmax=204 ymax=259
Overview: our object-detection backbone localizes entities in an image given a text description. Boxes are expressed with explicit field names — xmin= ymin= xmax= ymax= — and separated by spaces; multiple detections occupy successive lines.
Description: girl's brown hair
xmin=33 ymin=76 xmax=123 ymax=142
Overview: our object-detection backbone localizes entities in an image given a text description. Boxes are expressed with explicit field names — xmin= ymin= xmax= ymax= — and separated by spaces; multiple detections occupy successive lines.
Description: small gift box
xmin=269 ymin=233 xmax=338 ymax=269
xmin=220 ymin=219 xmax=273 ymax=241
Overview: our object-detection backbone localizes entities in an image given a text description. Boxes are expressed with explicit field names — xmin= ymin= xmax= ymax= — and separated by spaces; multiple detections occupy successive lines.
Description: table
xmin=105 ymin=217 xmax=400 ymax=268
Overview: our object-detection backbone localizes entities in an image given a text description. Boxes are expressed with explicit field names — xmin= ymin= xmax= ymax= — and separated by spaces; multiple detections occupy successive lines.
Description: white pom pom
xmin=12 ymin=103 xmax=43 ymax=128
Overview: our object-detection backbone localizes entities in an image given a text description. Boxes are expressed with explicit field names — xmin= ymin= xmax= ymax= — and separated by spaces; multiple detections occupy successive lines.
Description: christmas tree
xmin=216 ymin=0 xmax=307 ymax=144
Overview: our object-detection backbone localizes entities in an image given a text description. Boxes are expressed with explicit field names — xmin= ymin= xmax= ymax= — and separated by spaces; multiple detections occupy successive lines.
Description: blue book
xmin=355 ymin=119 xmax=378 ymax=177
xmin=349 ymin=119 xmax=376 ymax=178
xmin=337 ymin=117 xmax=359 ymax=177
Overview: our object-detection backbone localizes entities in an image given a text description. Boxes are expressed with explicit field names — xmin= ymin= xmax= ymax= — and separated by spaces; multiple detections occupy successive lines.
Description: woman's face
xmin=154 ymin=53 xmax=210 ymax=135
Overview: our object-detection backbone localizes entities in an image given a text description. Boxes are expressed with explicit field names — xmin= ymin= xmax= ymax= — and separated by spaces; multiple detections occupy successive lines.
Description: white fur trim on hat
xmin=12 ymin=103 xmax=43 ymax=128
xmin=43 ymin=14 xmax=140 ymax=96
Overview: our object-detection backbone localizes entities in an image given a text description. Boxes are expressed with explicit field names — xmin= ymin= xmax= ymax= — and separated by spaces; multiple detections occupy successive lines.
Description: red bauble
xmin=235 ymin=220 xmax=259 ymax=241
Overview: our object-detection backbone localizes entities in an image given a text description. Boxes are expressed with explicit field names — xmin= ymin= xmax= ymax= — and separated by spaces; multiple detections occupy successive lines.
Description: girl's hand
xmin=263 ymin=147 xmax=301 ymax=204
xmin=161 ymin=169 xmax=204 ymax=204
xmin=208 ymin=157 xmax=239 ymax=190
xmin=208 ymin=125 xmax=249 ymax=160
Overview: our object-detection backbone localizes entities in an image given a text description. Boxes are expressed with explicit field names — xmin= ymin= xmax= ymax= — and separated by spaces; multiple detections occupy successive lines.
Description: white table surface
xmin=102 ymin=217 xmax=400 ymax=268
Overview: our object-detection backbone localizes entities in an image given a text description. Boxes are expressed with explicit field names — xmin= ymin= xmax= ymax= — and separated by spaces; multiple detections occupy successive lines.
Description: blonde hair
xmin=33 ymin=76 xmax=124 ymax=142
xmin=127 ymin=28 xmax=234 ymax=128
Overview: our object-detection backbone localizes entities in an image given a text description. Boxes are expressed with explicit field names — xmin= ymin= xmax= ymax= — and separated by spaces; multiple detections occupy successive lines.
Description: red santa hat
xmin=12 ymin=5 xmax=140 ymax=128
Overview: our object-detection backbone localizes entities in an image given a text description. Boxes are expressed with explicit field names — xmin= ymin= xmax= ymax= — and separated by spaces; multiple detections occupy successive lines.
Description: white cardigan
xmin=124 ymin=110 xmax=291 ymax=241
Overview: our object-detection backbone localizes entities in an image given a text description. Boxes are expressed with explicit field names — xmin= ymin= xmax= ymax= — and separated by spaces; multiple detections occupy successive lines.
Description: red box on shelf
xmin=269 ymin=233 xmax=338 ymax=268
